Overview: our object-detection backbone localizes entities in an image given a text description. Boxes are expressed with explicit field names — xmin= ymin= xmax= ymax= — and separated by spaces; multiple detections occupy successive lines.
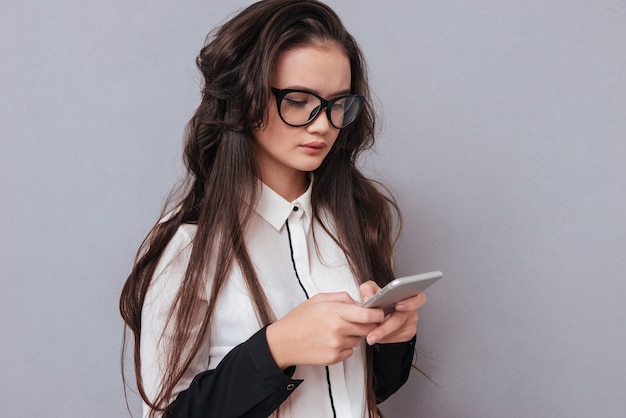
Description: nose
xmin=306 ymin=106 xmax=333 ymax=134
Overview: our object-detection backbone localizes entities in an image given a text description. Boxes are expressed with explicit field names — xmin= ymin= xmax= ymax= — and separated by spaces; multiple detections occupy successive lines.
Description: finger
xmin=319 ymin=347 xmax=356 ymax=366
xmin=333 ymin=348 xmax=355 ymax=364
xmin=342 ymin=322 xmax=379 ymax=339
xmin=343 ymin=335 xmax=366 ymax=348
xmin=359 ymin=281 xmax=380 ymax=302
xmin=394 ymin=291 xmax=427 ymax=312
xmin=366 ymin=311 xmax=418 ymax=345
xmin=337 ymin=303 xmax=385 ymax=325
xmin=312 ymin=291 xmax=357 ymax=305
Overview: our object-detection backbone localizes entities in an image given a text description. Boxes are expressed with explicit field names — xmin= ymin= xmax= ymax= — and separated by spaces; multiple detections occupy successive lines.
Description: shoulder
xmin=149 ymin=224 xmax=199 ymax=291
xmin=158 ymin=223 xmax=197 ymax=260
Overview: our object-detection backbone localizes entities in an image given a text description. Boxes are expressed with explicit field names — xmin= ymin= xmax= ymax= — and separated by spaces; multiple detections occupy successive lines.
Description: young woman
xmin=120 ymin=1 xmax=427 ymax=417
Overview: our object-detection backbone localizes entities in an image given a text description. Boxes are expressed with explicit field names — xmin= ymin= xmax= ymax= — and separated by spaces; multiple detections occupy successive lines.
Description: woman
xmin=120 ymin=1 xmax=427 ymax=417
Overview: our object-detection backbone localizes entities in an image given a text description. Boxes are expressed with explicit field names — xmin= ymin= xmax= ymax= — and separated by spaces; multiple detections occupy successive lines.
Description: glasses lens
xmin=329 ymin=96 xmax=363 ymax=128
xmin=277 ymin=90 xmax=364 ymax=128
xmin=279 ymin=91 xmax=322 ymax=126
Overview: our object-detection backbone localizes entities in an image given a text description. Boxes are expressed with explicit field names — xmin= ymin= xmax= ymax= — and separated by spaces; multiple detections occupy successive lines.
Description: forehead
xmin=271 ymin=43 xmax=351 ymax=95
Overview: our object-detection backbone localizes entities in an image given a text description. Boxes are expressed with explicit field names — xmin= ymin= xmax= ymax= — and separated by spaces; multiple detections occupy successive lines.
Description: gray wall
xmin=1 ymin=1 xmax=624 ymax=417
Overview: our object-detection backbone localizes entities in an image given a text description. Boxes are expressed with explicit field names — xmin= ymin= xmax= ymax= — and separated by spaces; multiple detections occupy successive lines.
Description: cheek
xmin=261 ymin=118 xmax=288 ymax=146
xmin=261 ymin=103 xmax=286 ymax=136
xmin=254 ymin=111 xmax=292 ymax=151
xmin=328 ymin=129 xmax=342 ymax=147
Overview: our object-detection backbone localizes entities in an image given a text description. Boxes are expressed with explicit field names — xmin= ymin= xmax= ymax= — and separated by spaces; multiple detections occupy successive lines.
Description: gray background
xmin=1 ymin=1 xmax=625 ymax=417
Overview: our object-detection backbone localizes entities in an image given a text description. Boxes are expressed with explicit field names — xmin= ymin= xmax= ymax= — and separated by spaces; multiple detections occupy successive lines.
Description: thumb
xmin=312 ymin=291 xmax=357 ymax=304
xmin=359 ymin=281 xmax=380 ymax=302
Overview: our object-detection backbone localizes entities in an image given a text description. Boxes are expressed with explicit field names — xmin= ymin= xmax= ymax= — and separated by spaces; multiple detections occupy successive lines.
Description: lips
xmin=300 ymin=141 xmax=326 ymax=150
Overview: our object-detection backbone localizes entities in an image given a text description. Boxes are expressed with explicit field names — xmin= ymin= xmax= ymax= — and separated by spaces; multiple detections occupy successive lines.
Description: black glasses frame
xmin=270 ymin=87 xmax=365 ymax=129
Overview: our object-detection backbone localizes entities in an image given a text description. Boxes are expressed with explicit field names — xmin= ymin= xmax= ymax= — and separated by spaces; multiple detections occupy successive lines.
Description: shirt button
xmin=286 ymin=383 xmax=295 ymax=391
xmin=293 ymin=206 xmax=299 ymax=212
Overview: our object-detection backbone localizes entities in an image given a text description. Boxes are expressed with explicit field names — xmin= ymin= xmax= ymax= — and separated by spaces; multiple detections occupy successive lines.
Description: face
xmin=253 ymin=42 xmax=351 ymax=191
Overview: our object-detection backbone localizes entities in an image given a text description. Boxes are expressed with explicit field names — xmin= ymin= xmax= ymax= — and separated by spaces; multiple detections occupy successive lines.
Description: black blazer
xmin=166 ymin=326 xmax=415 ymax=418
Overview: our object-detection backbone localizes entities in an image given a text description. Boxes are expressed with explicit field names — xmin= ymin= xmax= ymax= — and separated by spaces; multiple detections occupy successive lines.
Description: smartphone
xmin=360 ymin=271 xmax=442 ymax=315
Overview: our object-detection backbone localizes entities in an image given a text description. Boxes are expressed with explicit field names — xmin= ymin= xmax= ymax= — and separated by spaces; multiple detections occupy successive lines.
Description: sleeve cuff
xmin=247 ymin=326 xmax=303 ymax=393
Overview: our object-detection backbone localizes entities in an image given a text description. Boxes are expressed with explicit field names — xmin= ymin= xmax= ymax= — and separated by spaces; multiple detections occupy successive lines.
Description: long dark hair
xmin=120 ymin=1 xmax=400 ymax=416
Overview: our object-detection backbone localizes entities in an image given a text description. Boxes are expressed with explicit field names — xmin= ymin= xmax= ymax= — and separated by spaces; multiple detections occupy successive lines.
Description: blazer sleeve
xmin=372 ymin=336 xmax=416 ymax=403
xmin=166 ymin=326 xmax=303 ymax=418
xmin=141 ymin=226 xmax=302 ymax=418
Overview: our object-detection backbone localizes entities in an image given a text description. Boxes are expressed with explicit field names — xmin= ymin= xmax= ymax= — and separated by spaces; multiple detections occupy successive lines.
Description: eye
xmin=284 ymin=97 xmax=308 ymax=108
xmin=282 ymin=92 xmax=316 ymax=109
xmin=331 ymin=98 xmax=346 ymax=110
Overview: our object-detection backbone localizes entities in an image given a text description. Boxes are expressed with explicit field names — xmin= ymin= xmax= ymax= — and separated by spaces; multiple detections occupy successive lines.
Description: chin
xmin=296 ymin=161 xmax=324 ymax=173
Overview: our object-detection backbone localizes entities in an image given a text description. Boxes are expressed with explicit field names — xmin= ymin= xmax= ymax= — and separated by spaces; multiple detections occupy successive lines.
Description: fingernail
xmin=395 ymin=304 xmax=405 ymax=311
xmin=367 ymin=335 xmax=377 ymax=345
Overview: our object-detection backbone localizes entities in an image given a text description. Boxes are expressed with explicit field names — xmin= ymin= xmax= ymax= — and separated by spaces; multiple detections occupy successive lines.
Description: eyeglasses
xmin=271 ymin=87 xmax=365 ymax=129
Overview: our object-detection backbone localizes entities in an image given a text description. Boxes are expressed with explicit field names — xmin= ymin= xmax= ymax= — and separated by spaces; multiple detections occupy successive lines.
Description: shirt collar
xmin=254 ymin=181 xmax=313 ymax=232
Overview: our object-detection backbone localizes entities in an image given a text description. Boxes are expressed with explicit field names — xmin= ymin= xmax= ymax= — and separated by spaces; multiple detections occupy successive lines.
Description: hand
xmin=359 ymin=281 xmax=427 ymax=346
xmin=266 ymin=292 xmax=385 ymax=369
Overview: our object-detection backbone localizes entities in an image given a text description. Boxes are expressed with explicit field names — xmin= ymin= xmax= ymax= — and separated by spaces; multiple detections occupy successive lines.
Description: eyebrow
xmin=282 ymin=85 xmax=352 ymax=97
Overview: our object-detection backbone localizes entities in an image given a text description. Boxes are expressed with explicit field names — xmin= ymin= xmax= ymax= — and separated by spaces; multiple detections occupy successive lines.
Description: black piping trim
xmin=285 ymin=218 xmax=336 ymax=418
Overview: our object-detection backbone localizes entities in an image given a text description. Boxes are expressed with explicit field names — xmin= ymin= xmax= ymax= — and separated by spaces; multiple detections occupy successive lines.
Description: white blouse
xmin=140 ymin=182 xmax=369 ymax=417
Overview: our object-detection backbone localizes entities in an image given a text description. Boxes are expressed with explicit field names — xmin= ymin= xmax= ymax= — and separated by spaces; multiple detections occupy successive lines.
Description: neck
xmin=260 ymin=171 xmax=309 ymax=201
